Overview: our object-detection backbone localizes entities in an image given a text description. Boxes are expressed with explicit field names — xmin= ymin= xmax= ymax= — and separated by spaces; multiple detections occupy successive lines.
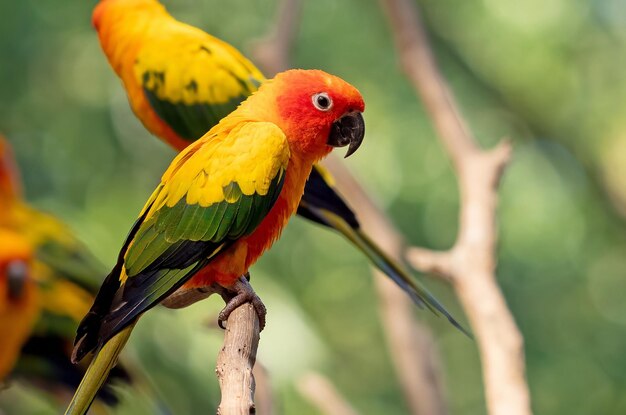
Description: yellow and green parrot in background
xmin=0 ymin=137 xmax=129 ymax=405
xmin=0 ymin=138 xmax=106 ymax=294
xmin=67 ymin=69 xmax=368 ymax=414
xmin=93 ymin=0 xmax=467 ymax=333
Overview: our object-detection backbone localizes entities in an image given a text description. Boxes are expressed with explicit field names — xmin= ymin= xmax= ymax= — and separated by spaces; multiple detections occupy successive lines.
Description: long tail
xmin=309 ymin=206 xmax=472 ymax=337
xmin=65 ymin=322 xmax=136 ymax=415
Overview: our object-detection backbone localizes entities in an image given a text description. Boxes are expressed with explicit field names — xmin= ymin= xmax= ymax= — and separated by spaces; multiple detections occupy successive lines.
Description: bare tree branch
xmin=373 ymin=269 xmax=449 ymax=415
xmin=297 ymin=372 xmax=360 ymax=415
xmin=405 ymin=247 xmax=453 ymax=281
xmin=216 ymin=303 xmax=260 ymax=415
xmin=377 ymin=0 xmax=531 ymax=414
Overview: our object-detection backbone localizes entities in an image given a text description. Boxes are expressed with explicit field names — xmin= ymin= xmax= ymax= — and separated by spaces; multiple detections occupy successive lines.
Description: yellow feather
xmin=136 ymin=121 xmax=289 ymax=221
xmin=40 ymin=280 xmax=92 ymax=323
xmin=132 ymin=21 xmax=263 ymax=106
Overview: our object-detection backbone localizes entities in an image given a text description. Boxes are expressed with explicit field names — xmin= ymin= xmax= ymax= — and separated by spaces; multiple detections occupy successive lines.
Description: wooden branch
xmin=373 ymin=271 xmax=449 ymax=415
xmin=297 ymin=372 xmax=360 ymax=415
xmin=216 ymin=303 xmax=260 ymax=415
xmin=405 ymin=247 xmax=453 ymax=281
xmin=378 ymin=1 xmax=531 ymax=414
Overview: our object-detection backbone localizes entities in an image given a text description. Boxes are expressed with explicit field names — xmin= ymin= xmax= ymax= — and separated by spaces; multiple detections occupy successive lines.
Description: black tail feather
xmin=72 ymin=209 xmax=152 ymax=363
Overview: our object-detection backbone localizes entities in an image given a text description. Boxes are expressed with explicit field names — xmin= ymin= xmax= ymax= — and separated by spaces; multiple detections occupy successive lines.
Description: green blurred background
xmin=2 ymin=0 xmax=626 ymax=413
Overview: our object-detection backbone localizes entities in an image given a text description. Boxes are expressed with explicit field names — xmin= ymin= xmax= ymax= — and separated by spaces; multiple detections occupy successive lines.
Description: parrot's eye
xmin=312 ymin=92 xmax=333 ymax=111
xmin=6 ymin=260 xmax=28 ymax=300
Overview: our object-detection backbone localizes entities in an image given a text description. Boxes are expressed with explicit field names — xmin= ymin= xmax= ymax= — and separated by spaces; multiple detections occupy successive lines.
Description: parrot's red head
xmin=250 ymin=69 xmax=365 ymax=161
xmin=0 ymin=230 xmax=33 ymax=310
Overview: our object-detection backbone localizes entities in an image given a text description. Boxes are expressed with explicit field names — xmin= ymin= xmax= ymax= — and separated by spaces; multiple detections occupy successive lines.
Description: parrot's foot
xmin=218 ymin=274 xmax=266 ymax=331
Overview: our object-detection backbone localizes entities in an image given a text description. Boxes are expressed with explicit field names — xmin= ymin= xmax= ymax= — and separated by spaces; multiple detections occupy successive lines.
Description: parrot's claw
xmin=218 ymin=274 xmax=266 ymax=331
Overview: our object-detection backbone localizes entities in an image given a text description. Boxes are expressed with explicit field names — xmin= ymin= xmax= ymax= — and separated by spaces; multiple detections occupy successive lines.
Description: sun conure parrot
xmin=0 ymin=137 xmax=129 ymax=405
xmin=0 ymin=228 xmax=39 ymax=382
xmin=66 ymin=69 xmax=367 ymax=414
xmin=92 ymin=0 xmax=467 ymax=334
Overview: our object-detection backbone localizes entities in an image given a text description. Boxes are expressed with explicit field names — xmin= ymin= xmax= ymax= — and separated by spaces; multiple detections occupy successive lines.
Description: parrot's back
xmin=93 ymin=0 xmax=264 ymax=148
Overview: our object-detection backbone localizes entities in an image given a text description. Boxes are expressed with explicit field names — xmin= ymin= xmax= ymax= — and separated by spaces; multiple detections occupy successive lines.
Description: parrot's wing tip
xmin=71 ymin=335 xmax=88 ymax=364
xmin=415 ymin=289 xmax=473 ymax=339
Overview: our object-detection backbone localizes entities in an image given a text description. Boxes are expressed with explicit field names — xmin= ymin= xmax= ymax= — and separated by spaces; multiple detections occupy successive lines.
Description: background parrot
xmin=0 ymin=137 xmax=106 ymax=294
xmin=0 ymin=137 xmax=129 ymax=405
xmin=67 ymin=69 xmax=366 ymax=414
xmin=92 ymin=0 xmax=467 ymax=332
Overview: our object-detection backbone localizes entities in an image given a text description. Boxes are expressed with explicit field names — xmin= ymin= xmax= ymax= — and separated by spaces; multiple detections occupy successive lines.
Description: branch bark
xmin=216 ymin=303 xmax=261 ymax=415
xmin=378 ymin=0 xmax=531 ymax=414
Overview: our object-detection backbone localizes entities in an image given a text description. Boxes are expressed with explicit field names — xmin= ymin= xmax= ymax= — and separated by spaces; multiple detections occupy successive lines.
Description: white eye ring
xmin=312 ymin=92 xmax=333 ymax=111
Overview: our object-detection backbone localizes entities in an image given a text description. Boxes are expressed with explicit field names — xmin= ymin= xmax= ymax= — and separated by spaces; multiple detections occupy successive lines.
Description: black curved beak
xmin=327 ymin=112 xmax=365 ymax=158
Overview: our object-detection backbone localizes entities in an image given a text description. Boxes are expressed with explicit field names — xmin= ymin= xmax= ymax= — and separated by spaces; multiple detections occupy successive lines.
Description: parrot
xmin=66 ymin=69 xmax=367 ymax=414
xmin=92 ymin=0 xmax=468 ymax=334
xmin=0 ymin=228 xmax=39 ymax=382
xmin=0 ymin=137 xmax=129 ymax=405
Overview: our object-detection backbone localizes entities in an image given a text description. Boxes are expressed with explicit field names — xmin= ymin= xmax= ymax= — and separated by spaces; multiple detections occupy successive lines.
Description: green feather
xmin=188 ymin=205 xmax=219 ymax=241
xmin=231 ymin=191 xmax=254 ymax=237
xmin=202 ymin=201 xmax=229 ymax=241
xmin=169 ymin=204 xmax=205 ymax=242
xmin=123 ymin=167 xmax=285 ymax=285
xmin=143 ymin=81 xmax=249 ymax=141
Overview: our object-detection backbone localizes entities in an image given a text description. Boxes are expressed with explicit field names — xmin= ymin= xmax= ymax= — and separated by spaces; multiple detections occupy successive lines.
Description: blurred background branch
xmin=251 ymin=363 xmax=273 ymax=415
xmin=378 ymin=0 xmax=530 ymax=414
xmin=320 ymin=158 xmax=450 ymax=415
